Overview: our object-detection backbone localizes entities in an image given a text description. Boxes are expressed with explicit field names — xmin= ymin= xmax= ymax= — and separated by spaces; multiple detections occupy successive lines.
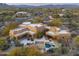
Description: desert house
xmin=9 ymin=27 xmax=36 ymax=40
xmin=19 ymin=22 xmax=46 ymax=36
xmin=15 ymin=12 xmax=31 ymax=18
xmin=9 ymin=22 xmax=46 ymax=40
xmin=46 ymin=26 xmax=71 ymax=41
xmin=9 ymin=22 xmax=70 ymax=52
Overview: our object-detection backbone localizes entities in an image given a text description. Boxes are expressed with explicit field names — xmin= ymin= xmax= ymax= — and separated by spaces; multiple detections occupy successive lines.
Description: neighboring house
xmin=43 ymin=16 xmax=53 ymax=21
xmin=34 ymin=12 xmax=43 ymax=16
xmin=59 ymin=13 xmax=64 ymax=17
xmin=14 ymin=12 xmax=31 ymax=23
xmin=62 ymin=9 xmax=66 ymax=12
xmin=15 ymin=12 xmax=31 ymax=17
xmin=43 ymin=16 xmax=54 ymax=24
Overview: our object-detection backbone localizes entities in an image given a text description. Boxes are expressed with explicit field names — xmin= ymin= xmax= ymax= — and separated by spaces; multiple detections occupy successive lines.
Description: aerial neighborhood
xmin=0 ymin=3 xmax=79 ymax=56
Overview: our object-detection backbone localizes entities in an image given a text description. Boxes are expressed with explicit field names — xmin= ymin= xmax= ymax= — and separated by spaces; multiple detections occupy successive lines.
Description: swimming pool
xmin=45 ymin=43 xmax=51 ymax=48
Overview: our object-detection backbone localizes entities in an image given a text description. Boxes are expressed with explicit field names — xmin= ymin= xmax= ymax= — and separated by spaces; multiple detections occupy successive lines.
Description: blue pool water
xmin=45 ymin=43 xmax=51 ymax=48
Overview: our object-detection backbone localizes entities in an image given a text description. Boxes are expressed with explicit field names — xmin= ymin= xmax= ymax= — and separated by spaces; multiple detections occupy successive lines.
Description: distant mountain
xmin=0 ymin=3 xmax=15 ymax=8
xmin=38 ymin=4 xmax=79 ymax=8
xmin=11 ymin=4 xmax=79 ymax=8
xmin=11 ymin=5 xmax=35 ymax=8
xmin=0 ymin=3 xmax=79 ymax=8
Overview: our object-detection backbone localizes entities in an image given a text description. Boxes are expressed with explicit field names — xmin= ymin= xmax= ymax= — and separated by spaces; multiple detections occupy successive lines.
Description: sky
xmin=7 ymin=3 xmax=79 ymax=6
xmin=7 ymin=3 xmax=51 ymax=6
